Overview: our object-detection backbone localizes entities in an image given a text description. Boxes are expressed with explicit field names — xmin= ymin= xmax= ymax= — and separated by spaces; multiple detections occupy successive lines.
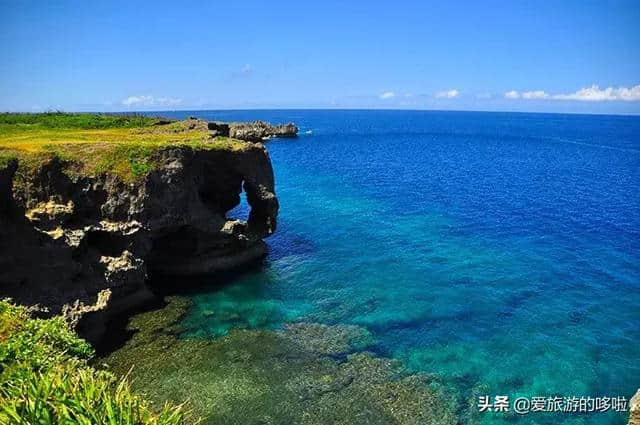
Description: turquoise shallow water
xmin=161 ymin=110 xmax=639 ymax=424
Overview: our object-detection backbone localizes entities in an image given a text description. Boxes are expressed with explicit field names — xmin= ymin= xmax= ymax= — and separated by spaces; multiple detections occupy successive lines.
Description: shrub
xmin=0 ymin=300 xmax=186 ymax=425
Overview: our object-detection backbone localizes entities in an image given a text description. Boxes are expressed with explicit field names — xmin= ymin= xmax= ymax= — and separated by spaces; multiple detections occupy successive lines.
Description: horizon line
xmin=3 ymin=107 xmax=640 ymax=118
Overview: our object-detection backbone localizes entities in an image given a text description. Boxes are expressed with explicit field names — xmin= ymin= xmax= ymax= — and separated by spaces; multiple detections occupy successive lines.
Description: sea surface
xmin=157 ymin=110 xmax=640 ymax=424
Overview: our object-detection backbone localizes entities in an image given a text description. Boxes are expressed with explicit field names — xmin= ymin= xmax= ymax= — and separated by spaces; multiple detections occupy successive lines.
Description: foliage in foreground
xmin=0 ymin=300 xmax=186 ymax=425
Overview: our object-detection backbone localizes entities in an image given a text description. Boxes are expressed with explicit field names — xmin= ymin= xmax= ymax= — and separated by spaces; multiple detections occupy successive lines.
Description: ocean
xmin=153 ymin=109 xmax=639 ymax=424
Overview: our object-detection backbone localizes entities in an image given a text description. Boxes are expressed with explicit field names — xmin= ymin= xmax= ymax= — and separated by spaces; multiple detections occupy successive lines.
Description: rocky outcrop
xmin=207 ymin=122 xmax=230 ymax=138
xmin=208 ymin=120 xmax=298 ymax=142
xmin=0 ymin=143 xmax=278 ymax=343
xmin=630 ymin=389 xmax=640 ymax=425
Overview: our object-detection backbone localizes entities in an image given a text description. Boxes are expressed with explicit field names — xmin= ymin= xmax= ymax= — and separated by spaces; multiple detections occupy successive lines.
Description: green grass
xmin=0 ymin=300 xmax=187 ymax=425
xmin=0 ymin=113 xmax=249 ymax=183
xmin=0 ymin=112 xmax=161 ymax=129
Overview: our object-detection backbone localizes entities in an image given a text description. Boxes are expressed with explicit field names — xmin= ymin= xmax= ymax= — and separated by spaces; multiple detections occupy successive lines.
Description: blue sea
xmin=160 ymin=110 xmax=640 ymax=424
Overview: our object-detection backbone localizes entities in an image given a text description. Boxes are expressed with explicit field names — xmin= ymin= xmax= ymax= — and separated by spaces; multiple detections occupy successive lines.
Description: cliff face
xmin=0 ymin=144 xmax=278 ymax=343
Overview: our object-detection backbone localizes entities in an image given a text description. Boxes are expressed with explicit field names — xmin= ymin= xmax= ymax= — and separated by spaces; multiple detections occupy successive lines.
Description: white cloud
xmin=155 ymin=97 xmax=182 ymax=106
xmin=379 ymin=91 xmax=395 ymax=100
xmin=552 ymin=85 xmax=640 ymax=101
xmin=504 ymin=90 xmax=520 ymax=99
xmin=122 ymin=95 xmax=182 ymax=107
xmin=436 ymin=89 xmax=459 ymax=99
xmin=122 ymin=96 xmax=152 ymax=106
xmin=503 ymin=85 xmax=640 ymax=102
xmin=522 ymin=90 xmax=549 ymax=99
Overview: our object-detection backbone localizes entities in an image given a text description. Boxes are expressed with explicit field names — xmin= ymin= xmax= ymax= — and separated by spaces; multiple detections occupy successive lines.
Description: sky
xmin=1 ymin=0 xmax=639 ymax=114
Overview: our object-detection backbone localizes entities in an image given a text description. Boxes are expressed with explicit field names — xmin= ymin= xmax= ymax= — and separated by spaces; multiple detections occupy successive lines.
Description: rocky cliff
xmin=0 ymin=141 xmax=278 ymax=343
xmin=209 ymin=120 xmax=298 ymax=142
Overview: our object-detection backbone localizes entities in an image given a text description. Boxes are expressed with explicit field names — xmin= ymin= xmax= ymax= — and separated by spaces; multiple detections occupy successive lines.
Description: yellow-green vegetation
xmin=0 ymin=112 xmax=248 ymax=182
xmin=0 ymin=300 xmax=186 ymax=424
xmin=0 ymin=112 xmax=160 ymax=129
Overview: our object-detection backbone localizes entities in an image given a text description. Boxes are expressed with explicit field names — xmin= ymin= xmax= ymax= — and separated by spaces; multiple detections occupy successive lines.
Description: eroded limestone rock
xmin=0 ymin=142 xmax=278 ymax=344
xmin=206 ymin=120 xmax=298 ymax=142
xmin=25 ymin=198 xmax=74 ymax=227
xmin=228 ymin=120 xmax=298 ymax=142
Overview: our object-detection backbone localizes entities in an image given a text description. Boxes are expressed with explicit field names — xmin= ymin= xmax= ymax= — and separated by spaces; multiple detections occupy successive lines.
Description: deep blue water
xmin=160 ymin=110 xmax=640 ymax=424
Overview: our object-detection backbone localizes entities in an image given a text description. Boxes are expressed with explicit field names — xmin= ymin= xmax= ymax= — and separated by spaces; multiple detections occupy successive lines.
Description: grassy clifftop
xmin=0 ymin=112 xmax=248 ymax=182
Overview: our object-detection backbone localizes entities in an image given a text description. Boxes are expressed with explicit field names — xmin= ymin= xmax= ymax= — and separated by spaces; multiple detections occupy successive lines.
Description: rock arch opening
xmin=226 ymin=182 xmax=251 ymax=222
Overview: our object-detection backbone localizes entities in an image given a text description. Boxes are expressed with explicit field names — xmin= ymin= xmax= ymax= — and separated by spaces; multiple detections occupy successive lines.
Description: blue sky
xmin=1 ymin=0 xmax=639 ymax=114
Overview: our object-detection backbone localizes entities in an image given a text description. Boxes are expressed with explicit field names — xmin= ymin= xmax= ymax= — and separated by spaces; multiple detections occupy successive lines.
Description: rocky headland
xmin=0 ymin=114 xmax=285 ymax=344
xmin=209 ymin=119 xmax=298 ymax=142
xmin=0 ymin=113 xmax=465 ymax=425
